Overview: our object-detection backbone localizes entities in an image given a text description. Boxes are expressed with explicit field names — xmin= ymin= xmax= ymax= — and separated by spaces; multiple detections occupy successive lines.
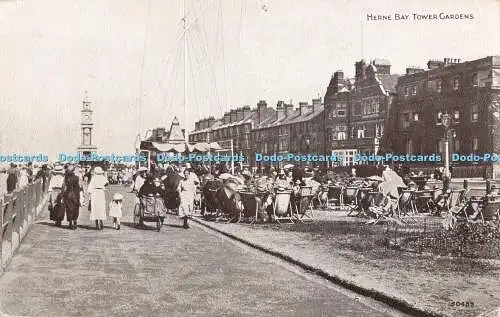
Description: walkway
xmin=0 ymin=186 xmax=406 ymax=317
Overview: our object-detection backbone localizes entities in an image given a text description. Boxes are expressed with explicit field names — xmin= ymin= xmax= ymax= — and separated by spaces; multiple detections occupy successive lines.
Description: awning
xmin=140 ymin=140 xmax=222 ymax=153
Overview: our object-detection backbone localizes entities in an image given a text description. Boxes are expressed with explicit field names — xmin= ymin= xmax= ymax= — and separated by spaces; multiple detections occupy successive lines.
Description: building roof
xmin=167 ymin=116 xmax=185 ymax=142
xmin=373 ymin=58 xmax=391 ymax=66
xmin=377 ymin=74 xmax=400 ymax=93
xmin=254 ymin=104 xmax=324 ymax=130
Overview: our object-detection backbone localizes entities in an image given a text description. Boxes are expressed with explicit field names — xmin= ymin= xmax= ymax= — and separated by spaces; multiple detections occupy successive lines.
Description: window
xmin=403 ymin=113 xmax=410 ymax=128
xmin=404 ymin=87 xmax=409 ymax=96
xmin=405 ymin=139 xmax=413 ymax=154
xmin=454 ymin=139 xmax=460 ymax=152
xmin=411 ymin=86 xmax=417 ymax=95
xmin=437 ymin=80 xmax=442 ymax=93
xmin=357 ymin=126 xmax=365 ymax=138
xmin=337 ymin=103 xmax=347 ymax=117
xmin=413 ymin=112 xmax=419 ymax=121
xmin=454 ymin=109 xmax=460 ymax=121
xmin=337 ymin=132 xmax=347 ymax=140
xmin=472 ymin=73 xmax=478 ymax=87
xmin=351 ymin=126 xmax=356 ymax=138
xmin=375 ymin=124 xmax=384 ymax=138
xmin=436 ymin=111 xmax=443 ymax=125
xmin=472 ymin=137 xmax=479 ymax=151
xmin=452 ymin=77 xmax=460 ymax=90
xmin=471 ymin=103 xmax=478 ymax=122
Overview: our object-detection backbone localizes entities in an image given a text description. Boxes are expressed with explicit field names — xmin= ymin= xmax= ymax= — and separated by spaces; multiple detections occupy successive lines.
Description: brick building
xmin=251 ymin=98 xmax=324 ymax=168
xmin=189 ymin=102 xmax=275 ymax=163
xmin=325 ymin=59 xmax=399 ymax=165
xmin=387 ymin=56 xmax=500 ymax=163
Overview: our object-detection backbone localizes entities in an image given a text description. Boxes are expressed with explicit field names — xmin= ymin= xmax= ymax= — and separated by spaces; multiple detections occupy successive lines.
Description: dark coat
xmin=63 ymin=173 xmax=81 ymax=221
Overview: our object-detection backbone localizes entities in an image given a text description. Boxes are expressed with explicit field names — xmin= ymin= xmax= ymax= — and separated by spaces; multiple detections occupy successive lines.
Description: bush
xmin=400 ymin=222 xmax=500 ymax=259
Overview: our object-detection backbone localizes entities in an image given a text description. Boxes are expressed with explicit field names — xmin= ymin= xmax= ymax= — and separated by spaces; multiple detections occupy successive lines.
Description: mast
xmin=183 ymin=0 xmax=187 ymax=127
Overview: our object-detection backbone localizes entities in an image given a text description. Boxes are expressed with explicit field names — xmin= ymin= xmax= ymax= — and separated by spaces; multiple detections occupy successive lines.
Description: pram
xmin=134 ymin=194 xmax=166 ymax=232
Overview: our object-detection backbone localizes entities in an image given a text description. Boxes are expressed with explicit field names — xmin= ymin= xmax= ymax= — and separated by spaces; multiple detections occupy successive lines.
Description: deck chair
xmin=478 ymin=198 xmax=500 ymax=225
xmin=294 ymin=186 xmax=314 ymax=223
xmin=273 ymin=189 xmax=293 ymax=224
xmin=398 ymin=190 xmax=418 ymax=223
xmin=366 ymin=193 xmax=403 ymax=225
xmin=327 ymin=185 xmax=343 ymax=208
xmin=344 ymin=187 xmax=360 ymax=216
xmin=239 ymin=191 xmax=259 ymax=224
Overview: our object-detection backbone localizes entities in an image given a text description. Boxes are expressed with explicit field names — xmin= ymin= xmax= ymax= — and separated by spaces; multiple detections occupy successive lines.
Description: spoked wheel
xmin=133 ymin=203 xmax=141 ymax=227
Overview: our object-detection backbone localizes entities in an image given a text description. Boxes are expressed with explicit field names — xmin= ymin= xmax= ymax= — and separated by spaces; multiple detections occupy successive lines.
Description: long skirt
xmin=64 ymin=191 xmax=80 ymax=222
xmin=179 ymin=191 xmax=194 ymax=218
xmin=49 ymin=190 xmax=65 ymax=222
xmin=89 ymin=189 xmax=106 ymax=221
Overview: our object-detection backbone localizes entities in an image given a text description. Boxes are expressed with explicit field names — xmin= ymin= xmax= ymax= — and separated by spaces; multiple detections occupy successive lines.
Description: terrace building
xmin=388 ymin=56 xmax=500 ymax=177
xmin=325 ymin=59 xmax=399 ymax=165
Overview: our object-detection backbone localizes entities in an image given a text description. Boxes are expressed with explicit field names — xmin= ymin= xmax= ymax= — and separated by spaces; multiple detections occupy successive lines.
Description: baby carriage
xmin=134 ymin=194 xmax=166 ymax=232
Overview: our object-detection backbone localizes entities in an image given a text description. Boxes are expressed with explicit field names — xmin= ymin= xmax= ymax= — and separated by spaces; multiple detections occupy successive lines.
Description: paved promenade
xmin=0 ymin=185 xmax=406 ymax=317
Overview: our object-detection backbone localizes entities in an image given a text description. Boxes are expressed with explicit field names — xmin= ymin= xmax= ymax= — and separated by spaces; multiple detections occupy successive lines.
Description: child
xmin=109 ymin=193 xmax=123 ymax=230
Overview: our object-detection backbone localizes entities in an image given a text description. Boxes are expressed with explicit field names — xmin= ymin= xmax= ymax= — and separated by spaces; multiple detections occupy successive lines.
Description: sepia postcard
xmin=0 ymin=0 xmax=499 ymax=316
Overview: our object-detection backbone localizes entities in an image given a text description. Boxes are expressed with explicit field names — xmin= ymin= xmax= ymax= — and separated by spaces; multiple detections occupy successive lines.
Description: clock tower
xmin=77 ymin=92 xmax=97 ymax=156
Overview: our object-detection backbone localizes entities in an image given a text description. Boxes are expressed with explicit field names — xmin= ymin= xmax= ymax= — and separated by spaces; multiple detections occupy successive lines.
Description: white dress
xmin=108 ymin=201 xmax=122 ymax=218
xmin=87 ymin=174 xmax=108 ymax=221
xmin=178 ymin=173 xmax=198 ymax=218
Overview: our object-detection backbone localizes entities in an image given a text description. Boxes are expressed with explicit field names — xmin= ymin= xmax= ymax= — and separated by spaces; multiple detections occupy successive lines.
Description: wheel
xmin=133 ymin=203 xmax=141 ymax=227
xmin=156 ymin=217 xmax=161 ymax=232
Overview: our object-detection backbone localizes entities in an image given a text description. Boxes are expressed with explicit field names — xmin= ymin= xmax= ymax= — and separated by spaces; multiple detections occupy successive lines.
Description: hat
xmin=52 ymin=165 xmax=64 ymax=174
xmin=278 ymin=170 xmax=285 ymax=175
xmin=113 ymin=193 xmax=123 ymax=201
xmin=94 ymin=166 xmax=104 ymax=175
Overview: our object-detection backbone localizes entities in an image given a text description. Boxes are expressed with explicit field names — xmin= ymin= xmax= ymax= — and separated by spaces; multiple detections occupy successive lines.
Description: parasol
xmin=283 ymin=164 xmax=294 ymax=169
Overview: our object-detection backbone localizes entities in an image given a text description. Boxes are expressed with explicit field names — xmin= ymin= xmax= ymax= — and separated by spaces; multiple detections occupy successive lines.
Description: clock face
xmin=83 ymin=113 xmax=91 ymax=122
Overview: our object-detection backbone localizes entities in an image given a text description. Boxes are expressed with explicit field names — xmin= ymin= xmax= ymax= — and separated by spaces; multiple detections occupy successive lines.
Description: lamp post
xmin=442 ymin=113 xmax=452 ymax=178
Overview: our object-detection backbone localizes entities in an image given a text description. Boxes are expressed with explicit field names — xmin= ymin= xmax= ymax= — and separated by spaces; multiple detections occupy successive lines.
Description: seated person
xmin=139 ymin=174 xmax=162 ymax=197
xmin=215 ymin=178 xmax=243 ymax=221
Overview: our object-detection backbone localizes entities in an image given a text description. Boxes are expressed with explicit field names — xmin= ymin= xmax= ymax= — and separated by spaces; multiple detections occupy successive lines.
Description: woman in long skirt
xmin=87 ymin=166 xmax=108 ymax=230
xmin=48 ymin=165 xmax=65 ymax=226
xmin=63 ymin=165 xmax=83 ymax=229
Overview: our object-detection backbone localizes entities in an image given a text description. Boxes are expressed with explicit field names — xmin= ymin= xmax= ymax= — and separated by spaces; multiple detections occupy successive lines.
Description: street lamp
xmin=442 ymin=113 xmax=452 ymax=178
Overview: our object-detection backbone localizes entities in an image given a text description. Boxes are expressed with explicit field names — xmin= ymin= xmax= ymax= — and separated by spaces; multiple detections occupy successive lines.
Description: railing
xmin=1 ymin=179 xmax=49 ymax=271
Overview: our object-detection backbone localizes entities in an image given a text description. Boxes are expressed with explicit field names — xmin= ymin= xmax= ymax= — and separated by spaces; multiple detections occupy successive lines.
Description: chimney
xmin=230 ymin=109 xmax=238 ymax=123
xmin=195 ymin=121 xmax=200 ymax=131
xmin=276 ymin=101 xmax=285 ymax=120
xmin=223 ymin=112 xmax=230 ymax=124
xmin=257 ymin=100 xmax=267 ymax=124
xmin=242 ymin=105 xmax=251 ymax=118
xmin=285 ymin=103 xmax=294 ymax=117
xmin=406 ymin=66 xmax=425 ymax=75
xmin=372 ymin=58 xmax=391 ymax=74
xmin=236 ymin=108 xmax=245 ymax=121
xmin=299 ymin=102 xmax=310 ymax=116
xmin=312 ymin=98 xmax=321 ymax=113
xmin=427 ymin=60 xmax=444 ymax=70
xmin=207 ymin=116 xmax=215 ymax=128
xmin=355 ymin=59 xmax=367 ymax=81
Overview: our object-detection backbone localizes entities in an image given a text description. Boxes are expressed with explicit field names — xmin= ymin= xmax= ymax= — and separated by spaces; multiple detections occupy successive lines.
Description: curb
xmin=192 ymin=217 xmax=445 ymax=317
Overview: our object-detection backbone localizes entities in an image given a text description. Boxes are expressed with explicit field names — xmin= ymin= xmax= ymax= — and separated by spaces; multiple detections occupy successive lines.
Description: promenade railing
xmin=1 ymin=178 xmax=49 ymax=271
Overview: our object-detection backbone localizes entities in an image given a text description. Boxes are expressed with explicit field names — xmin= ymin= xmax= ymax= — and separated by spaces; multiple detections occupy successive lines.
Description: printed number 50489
xmin=449 ymin=301 xmax=474 ymax=307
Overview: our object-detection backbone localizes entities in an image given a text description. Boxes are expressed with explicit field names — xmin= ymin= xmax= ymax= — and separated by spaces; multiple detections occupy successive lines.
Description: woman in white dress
xmin=87 ymin=166 xmax=108 ymax=230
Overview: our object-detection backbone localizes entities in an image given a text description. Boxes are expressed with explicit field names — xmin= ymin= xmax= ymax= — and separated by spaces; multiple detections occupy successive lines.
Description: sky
xmin=0 ymin=0 xmax=499 ymax=159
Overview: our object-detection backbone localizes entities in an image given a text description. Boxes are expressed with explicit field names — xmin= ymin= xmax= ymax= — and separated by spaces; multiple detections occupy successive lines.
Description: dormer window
xmin=411 ymin=86 xmax=417 ymax=95
xmin=404 ymin=87 xmax=409 ymax=96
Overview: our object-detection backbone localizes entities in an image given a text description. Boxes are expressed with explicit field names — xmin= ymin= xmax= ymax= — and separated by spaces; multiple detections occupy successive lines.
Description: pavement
xmin=0 ymin=185 xmax=408 ymax=317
